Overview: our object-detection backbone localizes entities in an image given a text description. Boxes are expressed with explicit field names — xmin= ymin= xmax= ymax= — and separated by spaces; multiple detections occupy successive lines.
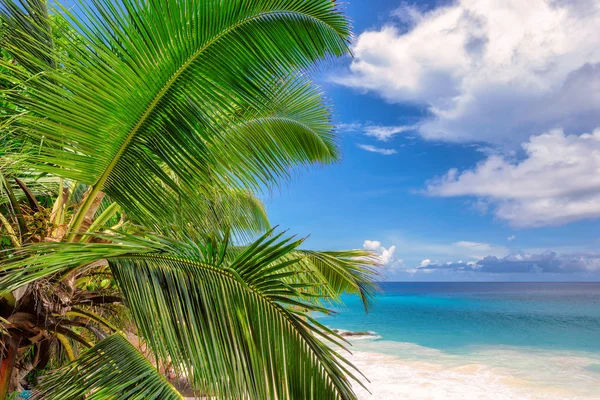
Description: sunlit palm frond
xmin=192 ymin=188 xmax=270 ymax=238
xmin=0 ymin=240 xmax=157 ymax=295
xmin=109 ymin=231 xmax=362 ymax=399
xmin=289 ymin=249 xmax=381 ymax=312
xmin=1 ymin=230 xmax=365 ymax=399
xmin=143 ymin=187 xmax=270 ymax=240
xmin=221 ymin=245 xmax=381 ymax=311
xmin=0 ymin=0 xmax=54 ymax=72
xmin=1 ymin=0 xmax=350 ymax=235
xmin=33 ymin=333 xmax=183 ymax=400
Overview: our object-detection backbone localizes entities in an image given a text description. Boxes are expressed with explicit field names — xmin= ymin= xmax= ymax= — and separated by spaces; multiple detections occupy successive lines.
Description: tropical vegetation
xmin=0 ymin=0 xmax=378 ymax=399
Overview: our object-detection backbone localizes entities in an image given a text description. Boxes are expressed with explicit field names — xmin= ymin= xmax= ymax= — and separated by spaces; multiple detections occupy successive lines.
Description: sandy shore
xmin=183 ymin=336 xmax=600 ymax=399
xmin=339 ymin=339 xmax=600 ymax=400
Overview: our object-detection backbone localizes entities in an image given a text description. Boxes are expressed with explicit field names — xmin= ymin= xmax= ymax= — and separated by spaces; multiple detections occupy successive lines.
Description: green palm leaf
xmin=290 ymin=249 xmax=381 ymax=311
xmin=146 ymin=187 xmax=270 ymax=240
xmin=220 ymin=246 xmax=381 ymax=311
xmin=110 ymin=232 xmax=363 ymax=399
xmin=1 ymin=0 xmax=350 ymax=235
xmin=1 ymin=231 xmax=366 ymax=399
xmin=0 ymin=239 xmax=158 ymax=295
xmin=0 ymin=0 xmax=54 ymax=72
xmin=32 ymin=333 xmax=184 ymax=400
xmin=0 ymin=3 xmax=374 ymax=397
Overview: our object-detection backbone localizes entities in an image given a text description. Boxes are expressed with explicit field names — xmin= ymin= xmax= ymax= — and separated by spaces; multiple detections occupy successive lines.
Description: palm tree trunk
xmin=0 ymin=335 xmax=20 ymax=399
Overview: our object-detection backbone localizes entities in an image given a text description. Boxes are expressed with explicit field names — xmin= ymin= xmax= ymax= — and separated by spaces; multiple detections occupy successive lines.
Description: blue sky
xmin=264 ymin=0 xmax=600 ymax=281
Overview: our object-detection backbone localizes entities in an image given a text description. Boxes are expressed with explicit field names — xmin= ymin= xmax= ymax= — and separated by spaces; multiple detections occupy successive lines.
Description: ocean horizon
xmin=323 ymin=282 xmax=600 ymax=399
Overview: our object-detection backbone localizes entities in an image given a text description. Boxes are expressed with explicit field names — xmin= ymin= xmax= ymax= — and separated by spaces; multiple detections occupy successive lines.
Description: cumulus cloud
xmin=363 ymin=240 xmax=383 ymax=251
xmin=426 ymin=128 xmax=600 ymax=227
xmin=357 ymin=144 xmax=397 ymax=155
xmin=379 ymin=246 xmax=397 ymax=265
xmin=508 ymin=235 xmax=516 ymax=242
xmin=416 ymin=250 xmax=600 ymax=274
xmin=390 ymin=3 xmax=424 ymax=26
xmin=420 ymin=259 xmax=431 ymax=267
xmin=334 ymin=0 xmax=600 ymax=144
xmin=363 ymin=240 xmax=402 ymax=269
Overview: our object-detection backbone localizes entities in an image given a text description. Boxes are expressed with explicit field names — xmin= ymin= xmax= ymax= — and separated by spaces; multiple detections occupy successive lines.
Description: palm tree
xmin=0 ymin=0 xmax=378 ymax=399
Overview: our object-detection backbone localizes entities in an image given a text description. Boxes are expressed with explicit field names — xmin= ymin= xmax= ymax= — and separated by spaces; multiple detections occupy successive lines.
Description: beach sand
xmin=340 ymin=339 xmax=600 ymax=400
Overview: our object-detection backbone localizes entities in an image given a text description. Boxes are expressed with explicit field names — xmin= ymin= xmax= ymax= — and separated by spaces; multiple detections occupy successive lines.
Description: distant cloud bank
xmin=364 ymin=237 xmax=600 ymax=278
xmin=416 ymin=251 xmax=600 ymax=274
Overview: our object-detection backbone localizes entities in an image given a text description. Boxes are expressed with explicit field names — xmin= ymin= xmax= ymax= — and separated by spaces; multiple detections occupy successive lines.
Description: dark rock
xmin=332 ymin=329 xmax=373 ymax=337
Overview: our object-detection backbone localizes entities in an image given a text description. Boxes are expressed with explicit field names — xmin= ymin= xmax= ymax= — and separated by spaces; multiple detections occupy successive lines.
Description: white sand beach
xmin=341 ymin=340 xmax=600 ymax=400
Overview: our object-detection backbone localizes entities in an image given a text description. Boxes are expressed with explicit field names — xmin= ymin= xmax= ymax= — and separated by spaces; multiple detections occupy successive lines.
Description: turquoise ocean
xmin=321 ymin=282 xmax=600 ymax=399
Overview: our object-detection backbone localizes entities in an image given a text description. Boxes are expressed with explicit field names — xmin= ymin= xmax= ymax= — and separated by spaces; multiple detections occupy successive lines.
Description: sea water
xmin=321 ymin=282 xmax=600 ymax=399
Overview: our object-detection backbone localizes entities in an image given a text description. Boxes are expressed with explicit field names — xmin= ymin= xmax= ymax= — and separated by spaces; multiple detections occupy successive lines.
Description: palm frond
xmin=290 ymin=249 xmax=381 ymax=312
xmin=0 ymin=231 xmax=365 ymax=399
xmin=1 ymin=0 xmax=350 ymax=234
xmin=0 ymin=0 xmax=55 ymax=72
xmin=33 ymin=333 xmax=184 ymax=400
xmin=145 ymin=187 xmax=270 ymax=241
xmin=221 ymin=245 xmax=381 ymax=311
xmin=0 ymin=239 xmax=158 ymax=295
xmin=109 ymin=230 xmax=363 ymax=399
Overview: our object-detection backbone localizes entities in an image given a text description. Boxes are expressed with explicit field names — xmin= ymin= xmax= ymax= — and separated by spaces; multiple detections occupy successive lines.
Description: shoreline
xmin=335 ymin=334 xmax=600 ymax=400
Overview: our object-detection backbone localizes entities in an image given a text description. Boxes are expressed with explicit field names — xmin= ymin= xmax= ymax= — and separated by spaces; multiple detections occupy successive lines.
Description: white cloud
xmin=390 ymin=3 xmax=424 ymax=26
xmin=337 ymin=122 xmax=414 ymax=141
xmin=363 ymin=240 xmax=402 ymax=270
xmin=416 ymin=250 xmax=600 ymax=274
xmin=380 ymin=245 xmax=397 ymax=265
xmin=357 ymin=144 xmax=397 ymax=155
xmin=361 ymin=237 xmax=600 ymax=279
xmin=363 ymin=240 xmax=382 ymax=251
xmin=426 ymin=128 xmax=600 ymax=227
xmin=334 ymin=0 xmax=600 ymax=144
xmin=364 ymin=125 xmax=413 ymax=141
xmin=508 ymin=235 xmax=516 ymax=242
xmin=382 ymin=235 xmax=509 ymax=264
xmin=337 ymin=122 xmax=363 ymax=132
